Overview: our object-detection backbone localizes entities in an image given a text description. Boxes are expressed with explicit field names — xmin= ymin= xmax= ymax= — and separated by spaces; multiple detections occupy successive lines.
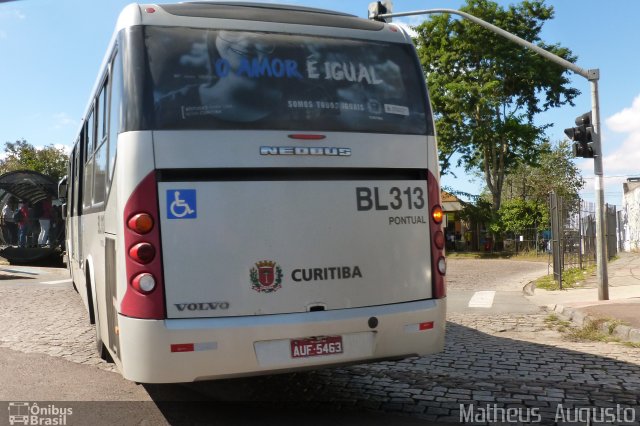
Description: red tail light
xmin=129 ymin=242 xmax=156 ymax=264
xmin=427 ymin=170 xmax=446 ymax=299
xmin=121 ymin=172 xmax=166 ymax=319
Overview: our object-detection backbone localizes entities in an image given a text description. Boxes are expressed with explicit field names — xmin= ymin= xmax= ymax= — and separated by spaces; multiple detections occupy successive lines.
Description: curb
xmin=547 ymin=303 xmax=640 ymax=345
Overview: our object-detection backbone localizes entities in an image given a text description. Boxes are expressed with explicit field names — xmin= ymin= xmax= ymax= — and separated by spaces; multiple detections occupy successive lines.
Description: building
xmin=621 ymin=178 xmax=640 ymax=251
xmin=441 ymin=191 xmax=468 ymax=251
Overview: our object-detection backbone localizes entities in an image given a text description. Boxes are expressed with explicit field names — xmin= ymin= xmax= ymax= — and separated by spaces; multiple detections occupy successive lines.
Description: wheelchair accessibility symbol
xmin=167 ymin=189 xmax=197 ymax=219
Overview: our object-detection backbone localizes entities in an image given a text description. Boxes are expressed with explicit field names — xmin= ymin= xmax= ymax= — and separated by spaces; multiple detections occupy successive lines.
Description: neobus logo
xmin=260 ymin=146 xmax=351 ymax=156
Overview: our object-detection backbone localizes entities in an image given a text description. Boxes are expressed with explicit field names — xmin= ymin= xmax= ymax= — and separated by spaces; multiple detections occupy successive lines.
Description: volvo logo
xmin=174 ymin=302 xmax=230 ymax=311
xmin=260 ymin=146 xmax=351 ymax=156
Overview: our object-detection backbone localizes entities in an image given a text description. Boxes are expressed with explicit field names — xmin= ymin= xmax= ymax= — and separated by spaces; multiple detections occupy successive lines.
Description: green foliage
xmin=458 ymin=197 xmax=494 ymax=225
xmin=0 ymin=139 xmax=69 ymax=183
xmin=502 ymin=140 xmax=584 ymax=205
xmin=491 ymin=198 xmax=548 ymax=234
xmin=414 ymin=0 xmax=579 ymax=212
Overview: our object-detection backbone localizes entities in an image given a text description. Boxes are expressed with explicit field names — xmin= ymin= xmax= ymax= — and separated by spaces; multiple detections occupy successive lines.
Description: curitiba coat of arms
xmin=250 ymin=260 xmax=283 ymax=293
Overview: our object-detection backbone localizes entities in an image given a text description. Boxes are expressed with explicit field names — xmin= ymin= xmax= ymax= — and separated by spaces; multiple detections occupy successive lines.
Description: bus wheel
xmin=93 ymin=304 xmax=113 ymax=363
xmin=86 ymin=271 xmax=112 ymax=362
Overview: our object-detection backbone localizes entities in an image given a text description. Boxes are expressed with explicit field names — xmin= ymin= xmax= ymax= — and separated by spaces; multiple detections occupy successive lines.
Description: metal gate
xmin=548 ymin=193 xmax=616 ymax=287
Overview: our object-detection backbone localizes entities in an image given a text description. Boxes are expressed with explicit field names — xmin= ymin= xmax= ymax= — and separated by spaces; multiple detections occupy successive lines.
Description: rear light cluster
xmin=121 ymin=172 xmax=166 ymax=319
xmin=427 ymin=170 xmax=446 ymax=298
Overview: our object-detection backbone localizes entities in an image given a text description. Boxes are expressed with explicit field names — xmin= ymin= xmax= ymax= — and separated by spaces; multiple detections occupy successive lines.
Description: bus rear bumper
xmin=116 ymin=299 xmax=446 ymax=383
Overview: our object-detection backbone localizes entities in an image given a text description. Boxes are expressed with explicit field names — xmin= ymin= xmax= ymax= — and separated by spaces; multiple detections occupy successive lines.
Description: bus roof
xmin=154 ymin=2 xmax=382 ymax=30
xmin=119 ymin=2 xmax=385 ymax=31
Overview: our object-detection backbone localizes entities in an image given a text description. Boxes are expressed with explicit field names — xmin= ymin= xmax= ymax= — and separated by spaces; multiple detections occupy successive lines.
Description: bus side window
xmin=82 ymin=111 xmax=94 ymax=210
xmin=93 ymin=79 xmax=109 ymax=205
xmin=73 ymin=141 xmax=81 ymax=216
xmin=107 ymin=49 xmax=122 ymax=188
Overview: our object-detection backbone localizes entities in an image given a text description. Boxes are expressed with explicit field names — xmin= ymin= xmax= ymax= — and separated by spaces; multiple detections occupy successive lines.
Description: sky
xmin=1 ymin=0 xmax=639 ymax=207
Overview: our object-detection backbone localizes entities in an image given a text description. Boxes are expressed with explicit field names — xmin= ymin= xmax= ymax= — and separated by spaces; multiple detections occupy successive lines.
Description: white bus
xmin=65 ymin=2 xmax=446 ymax=384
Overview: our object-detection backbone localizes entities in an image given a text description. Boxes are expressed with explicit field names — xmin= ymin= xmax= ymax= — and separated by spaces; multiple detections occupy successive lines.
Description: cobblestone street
xmin=445 ymin=258 xmax=550 ymax=292
xmin=0 ymin=285 xmax=116 ymax=373
xmin=1 ymin=260 xmax=639 ymax=424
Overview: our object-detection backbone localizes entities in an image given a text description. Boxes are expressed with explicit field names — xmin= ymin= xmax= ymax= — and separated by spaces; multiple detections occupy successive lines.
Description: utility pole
xmin=369 ymin=5 xmax=609 ymax=300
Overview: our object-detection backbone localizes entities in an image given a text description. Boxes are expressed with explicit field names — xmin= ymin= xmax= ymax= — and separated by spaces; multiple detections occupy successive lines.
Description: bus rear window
xmin=147 ymin=27 xmax=430 ymax=135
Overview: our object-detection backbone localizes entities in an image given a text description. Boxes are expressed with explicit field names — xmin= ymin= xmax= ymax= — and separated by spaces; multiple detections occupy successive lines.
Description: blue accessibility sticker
xmin=167 ymin=189 xmax=197 ymax=219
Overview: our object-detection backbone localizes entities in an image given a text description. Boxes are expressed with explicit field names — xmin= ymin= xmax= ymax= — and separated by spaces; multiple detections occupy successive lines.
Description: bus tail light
xmin=121 ymin=172 xmax=166 ymax=319
xmin=427 ymin=170 xmax=446 ymax=299
xmin=434 ymin=230 xmax=445 ymax=250
xmin=128 ymin=213 xmax=154 ymax=234
xmin=129 ymin=242 xmax=156 ymax=264
xmin=432 ymin=205 xmax=443 ymax=224
xmin=132 ymin=273 xmax=156 ymax=294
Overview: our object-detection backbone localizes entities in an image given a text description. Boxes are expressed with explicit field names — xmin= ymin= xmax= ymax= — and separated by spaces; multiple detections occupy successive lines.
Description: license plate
xmin=290 ymin=335 xmax=343 ymax=358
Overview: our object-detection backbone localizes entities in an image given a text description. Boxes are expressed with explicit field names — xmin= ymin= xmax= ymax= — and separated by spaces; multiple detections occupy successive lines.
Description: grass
xmin=544 ymin=313 xmax=572 ymax=332
xmin=545 ymin=314 xmax=640 ymax=348
xmin=565 ymin=318 xmax=611 ymax=342
xmin=534 ymin=264 xmax=596 ymax=291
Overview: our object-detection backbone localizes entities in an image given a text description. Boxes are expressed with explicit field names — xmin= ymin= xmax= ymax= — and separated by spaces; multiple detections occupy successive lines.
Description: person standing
xmin=38 ymin=196 xmax=53 ymax=247
xmin=1 ymin=198 xmax=18 ymax=245
xmin=16 ymin=201 xmax=29 ymax=248
xmin=27 ymin=202 xmax=37 ymax=247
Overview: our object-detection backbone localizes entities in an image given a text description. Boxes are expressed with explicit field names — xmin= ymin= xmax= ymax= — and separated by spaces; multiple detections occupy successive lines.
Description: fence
xmin=548 ymin=193 xmax=617 ymax=287
xmin=502 ymin=228 xmax=546 ymax=254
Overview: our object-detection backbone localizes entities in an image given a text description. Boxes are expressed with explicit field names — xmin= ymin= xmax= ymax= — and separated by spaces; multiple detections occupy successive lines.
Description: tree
xmin=414 ymin=0 xmax=580 ymax=214
xmin=491 ymin=198 xmax=549 ymax=235
xmin=458 ymin=196 xmax=494 ymax=228
xmin=489 ymin=140 xmax=583 ymax=242
xmin=0 ymin=139 xmax=69 ymax=183
xmin=502 ymin=139 xmax=584 ymax=206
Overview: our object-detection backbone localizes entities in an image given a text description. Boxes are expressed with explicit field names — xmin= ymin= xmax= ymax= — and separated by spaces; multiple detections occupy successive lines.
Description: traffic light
xmin=564 ymin=111 xmax=595 ymax=158
xmin=368 ymin=1 xmax=392 ymax=22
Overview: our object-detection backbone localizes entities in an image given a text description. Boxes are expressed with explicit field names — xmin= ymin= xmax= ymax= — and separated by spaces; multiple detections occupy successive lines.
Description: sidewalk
xmin=526 ymin=251 xmax=640 ymax=344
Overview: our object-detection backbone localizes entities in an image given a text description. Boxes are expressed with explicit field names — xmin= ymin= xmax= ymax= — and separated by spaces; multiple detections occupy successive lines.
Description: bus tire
xmin=85 ymin=275 xmax=95 ymax=325
xmin=85 ymin=268 xmax=111 ymax=362
xmin=92 ymin=294 xmax=113 ymax=362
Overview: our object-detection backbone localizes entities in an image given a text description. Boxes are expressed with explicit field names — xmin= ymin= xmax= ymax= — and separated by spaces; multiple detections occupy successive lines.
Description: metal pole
xmin=590 ymin=77 xmax=609 ymax=300
xmin=377 ymin=8 xmax=591 ymax=78
xmin=578 ymin=201 xmax=583 ymax=270
xmin=374 ymin=7 xmax=608 ymax=299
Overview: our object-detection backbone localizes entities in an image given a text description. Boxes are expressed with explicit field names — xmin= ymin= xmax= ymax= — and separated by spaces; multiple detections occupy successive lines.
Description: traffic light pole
xmin=590 ymin=77 xmax=609 ymax=300
xmin=374 ymin=7 xmax=609 ymax=299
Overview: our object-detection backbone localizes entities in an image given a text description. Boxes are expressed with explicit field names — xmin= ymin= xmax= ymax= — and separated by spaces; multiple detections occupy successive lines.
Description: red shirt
xmin=41 ymin=199 xmax=52 ymax=220
xmin=18 ymin=206 xmax=29 ymax=226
